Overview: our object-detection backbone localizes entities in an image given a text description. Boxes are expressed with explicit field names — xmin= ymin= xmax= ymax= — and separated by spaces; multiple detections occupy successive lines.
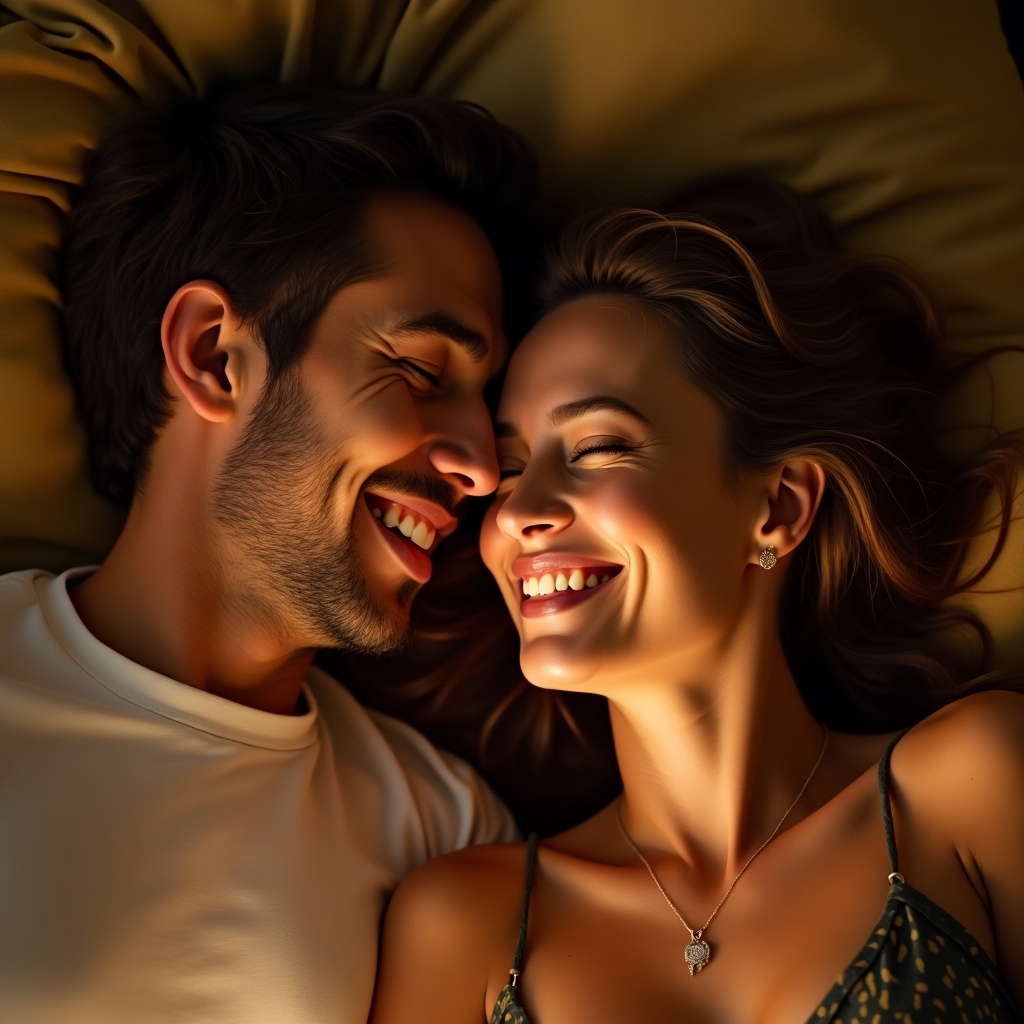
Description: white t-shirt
xmin=0 ymin=568 xmax=516 ymax=1024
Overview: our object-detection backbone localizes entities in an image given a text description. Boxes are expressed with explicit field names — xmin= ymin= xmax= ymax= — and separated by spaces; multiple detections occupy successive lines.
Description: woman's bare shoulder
xmin=370 ymin=841 xmax=531 ymax=1023
xmin=897 ymin=690 xmax=1024 ymax=1006
xmin=897 ymin=689 xmax=1024 ymax=775
xmin=892 ymin=689 xmax=1024 ymax=841
xmin=386 ymin=839 xmax=532 ymax=943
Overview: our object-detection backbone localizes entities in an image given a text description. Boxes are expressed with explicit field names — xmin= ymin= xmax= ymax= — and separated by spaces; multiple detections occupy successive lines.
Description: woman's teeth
xmin=521 ymin=570 xmax=612 ymax=597
xmin=372 ymin=504 xmax=436 ymax=551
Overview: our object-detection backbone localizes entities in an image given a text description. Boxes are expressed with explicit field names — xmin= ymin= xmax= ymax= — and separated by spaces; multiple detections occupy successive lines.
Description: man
xmin=0 ymin=83 xmax=534 ymax=1023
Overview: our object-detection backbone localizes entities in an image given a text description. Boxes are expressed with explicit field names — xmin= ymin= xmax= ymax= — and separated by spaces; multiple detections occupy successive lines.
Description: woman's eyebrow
xmin=494 ymin=395 xmax=651 ymax=440
xmin=547 ymin=395 xmax=652 ymax=428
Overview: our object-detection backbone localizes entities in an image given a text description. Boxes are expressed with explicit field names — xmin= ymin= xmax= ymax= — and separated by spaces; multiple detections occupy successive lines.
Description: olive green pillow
xmin=1 ymin=0 xmax=1021 ymax=659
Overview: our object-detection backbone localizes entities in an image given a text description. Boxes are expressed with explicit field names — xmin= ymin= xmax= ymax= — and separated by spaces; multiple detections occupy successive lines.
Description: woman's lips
xmin=519 ymin=579 xmax=618 ymax=618
xmin=513 ymin=558 xmax=623 ymax=618
xmin=512 ymin=554 xmax=622 ymax=577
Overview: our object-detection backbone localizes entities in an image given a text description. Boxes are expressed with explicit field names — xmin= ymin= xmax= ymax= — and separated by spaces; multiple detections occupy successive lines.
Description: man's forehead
xmin=351 ymin=192 xmax=506 ymax=364
xmin=311 ymin=282 xmax=507 ymax=377
xmin=362 ymin=190 xmax=498 ymax=265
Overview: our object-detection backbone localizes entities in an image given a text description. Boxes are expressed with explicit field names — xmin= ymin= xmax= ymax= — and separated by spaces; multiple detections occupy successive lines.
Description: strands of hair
xmin=339 ymin=177 xmax=1021 ymax=834
xmin=540 ymin=174 xmax=1023 ymax=731
xmin=60 ymin=82 xmax=537 ymax=507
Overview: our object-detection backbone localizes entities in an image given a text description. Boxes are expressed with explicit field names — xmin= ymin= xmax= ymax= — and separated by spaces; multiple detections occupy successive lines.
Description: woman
xmin=369 ymin=177 xmax=1024 ymax=1023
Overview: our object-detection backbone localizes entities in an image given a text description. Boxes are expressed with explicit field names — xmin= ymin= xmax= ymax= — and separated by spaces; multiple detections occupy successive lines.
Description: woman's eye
xmin=494 ymin=458 xmax=524 ymax=492
xmin=569 ymin=440 xmax=636 ymax=462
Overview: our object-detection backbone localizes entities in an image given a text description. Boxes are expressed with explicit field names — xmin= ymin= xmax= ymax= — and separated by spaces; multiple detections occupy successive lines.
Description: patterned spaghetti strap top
xmin=489 ymin=833 xmax=536 ymax=1024
xmin=487 ymin=736 xmax=1021 ymax=1023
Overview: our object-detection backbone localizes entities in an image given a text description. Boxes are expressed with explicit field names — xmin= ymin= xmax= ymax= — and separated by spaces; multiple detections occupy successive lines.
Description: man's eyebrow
xmin=495 ymin=395 xmax=652 ymax=439
xmin=388 ymin=311 xmax=490 ymax=362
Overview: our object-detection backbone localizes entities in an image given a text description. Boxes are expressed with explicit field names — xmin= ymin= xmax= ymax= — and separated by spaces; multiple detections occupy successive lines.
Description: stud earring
xmin=758 ymin=546 xmax=777 ymax=570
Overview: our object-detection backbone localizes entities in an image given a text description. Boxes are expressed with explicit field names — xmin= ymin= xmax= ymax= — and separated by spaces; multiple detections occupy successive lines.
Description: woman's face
xmin=481 ymin=296 xmax=767 ymax=694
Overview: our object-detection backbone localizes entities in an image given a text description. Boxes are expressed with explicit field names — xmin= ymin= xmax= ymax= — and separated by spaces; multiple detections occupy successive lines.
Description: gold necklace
xmin=616 ymin=727 xmax=829 ymax=976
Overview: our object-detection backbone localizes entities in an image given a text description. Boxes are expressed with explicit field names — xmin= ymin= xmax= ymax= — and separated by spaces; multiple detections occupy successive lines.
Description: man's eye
xmin=398 ymin=360 xmax=442 ymax=388
xmin=568 ymin=441 xmax=636 ymax=462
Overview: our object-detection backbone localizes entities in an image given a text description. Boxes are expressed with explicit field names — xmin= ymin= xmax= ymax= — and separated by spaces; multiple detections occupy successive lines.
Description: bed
xmin=1 ymin=0 xmax=1021 ymax=669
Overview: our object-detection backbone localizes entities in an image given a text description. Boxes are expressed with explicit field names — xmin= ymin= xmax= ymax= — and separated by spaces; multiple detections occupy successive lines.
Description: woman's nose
xmin=494 ymin=468 xmax=574 ymax=539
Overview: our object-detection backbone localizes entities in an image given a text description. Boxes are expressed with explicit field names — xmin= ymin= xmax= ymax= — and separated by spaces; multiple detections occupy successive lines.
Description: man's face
xmin=212 ymin=192 xmax=507 ymax=654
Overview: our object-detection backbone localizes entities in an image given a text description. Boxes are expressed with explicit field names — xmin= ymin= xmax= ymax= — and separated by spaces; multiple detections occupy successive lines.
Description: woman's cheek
xmin=478 ymin=500 xmax=509 ymax=585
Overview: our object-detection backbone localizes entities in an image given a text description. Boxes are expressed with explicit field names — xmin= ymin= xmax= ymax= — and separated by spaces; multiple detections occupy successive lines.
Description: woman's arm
xmin=897 ymin=690 xmax=1024 ymax=1012
xmin=956 ymin=691 xmax=1024 ymax=1009
xmin=370 ymin=843 xmax=527 ymax=1024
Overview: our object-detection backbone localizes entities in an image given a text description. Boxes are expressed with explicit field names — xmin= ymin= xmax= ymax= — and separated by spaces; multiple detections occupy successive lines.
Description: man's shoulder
xmin=306 ymin=666 xmax=518 ymax=860
xmin=305 ymin=664 xmax=499 ymax=795
xmin=0 ymin=566 xmax=98 ymax=670
xmin=0 ymin=566 xmax=89 ymax=616
xmin=0 ymin=566 xmax=52 ymax=603
xmin=0 ymin=568 xmax=57 ymax=651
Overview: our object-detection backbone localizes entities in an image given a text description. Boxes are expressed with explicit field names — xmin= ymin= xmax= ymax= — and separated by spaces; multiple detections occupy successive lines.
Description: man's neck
xmin=70 ymin=504 xmax=313 ymax=716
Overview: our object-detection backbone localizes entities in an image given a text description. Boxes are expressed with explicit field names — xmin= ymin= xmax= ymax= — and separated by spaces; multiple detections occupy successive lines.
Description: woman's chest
xmin=503 ymin=798 xmax=988 ymax=1024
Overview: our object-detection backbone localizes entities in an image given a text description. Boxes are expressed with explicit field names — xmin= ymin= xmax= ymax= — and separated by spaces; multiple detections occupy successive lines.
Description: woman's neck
xmin=607 ymin=610 xmax=828 ymax=883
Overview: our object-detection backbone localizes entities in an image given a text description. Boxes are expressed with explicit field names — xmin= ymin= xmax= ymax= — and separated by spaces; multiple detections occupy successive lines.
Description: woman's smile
xmin=480 ymin=295 xmax=764 ymax=692
xmin=513 ymin=554 xmax=624 ymax=617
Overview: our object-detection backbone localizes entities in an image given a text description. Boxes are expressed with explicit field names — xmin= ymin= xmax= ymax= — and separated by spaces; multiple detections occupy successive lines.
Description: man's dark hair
xmin=60 ymin=82 xmax=536 ymax=507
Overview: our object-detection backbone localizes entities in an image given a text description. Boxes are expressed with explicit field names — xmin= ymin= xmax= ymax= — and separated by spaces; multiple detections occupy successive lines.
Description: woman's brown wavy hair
xmin=541 ymin=175 xmax=1022 ymax=729
xmin=331 ymin=175 xmax=1022 ymax=831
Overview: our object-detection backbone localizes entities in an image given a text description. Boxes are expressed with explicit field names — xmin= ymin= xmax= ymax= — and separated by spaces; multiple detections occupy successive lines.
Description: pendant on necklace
xmin=684 ymin=931 xmax=711 ymax=975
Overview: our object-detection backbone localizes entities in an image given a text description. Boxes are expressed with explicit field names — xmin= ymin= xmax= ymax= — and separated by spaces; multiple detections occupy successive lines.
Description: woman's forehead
xmin=508 ymin=296 xmax=672 ymax=387
xmin=497 ymin=296 xmax=720 ymax=442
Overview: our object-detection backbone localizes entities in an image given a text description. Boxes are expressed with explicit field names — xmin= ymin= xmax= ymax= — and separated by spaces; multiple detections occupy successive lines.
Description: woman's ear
xmin=750 ymin=459 xmax=826 ymax=567
xmin=160 ymin=280 xmax=261 ymax=423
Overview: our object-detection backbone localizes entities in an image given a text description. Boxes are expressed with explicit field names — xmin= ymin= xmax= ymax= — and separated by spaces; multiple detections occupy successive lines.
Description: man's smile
xmin=364 ymin=490 xmax=459 ymax=583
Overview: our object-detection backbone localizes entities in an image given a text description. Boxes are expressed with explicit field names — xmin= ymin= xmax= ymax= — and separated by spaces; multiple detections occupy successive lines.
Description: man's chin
xmin=396 ymin=575 xmax=421 ymax=612
xmin=316 ymin=621 xmax=409 ymax=657
xmin=317 ymin=583 xmax=418 ymax=656
xmin=373 ymin=582 xmax=419 ymax=655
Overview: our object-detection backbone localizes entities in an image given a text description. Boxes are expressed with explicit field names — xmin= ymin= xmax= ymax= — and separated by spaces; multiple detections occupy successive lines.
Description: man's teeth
xmin=371 ymin=505 xmax=436 ymax=551
xmin=520 ymin=570 xmax=613 ymax=597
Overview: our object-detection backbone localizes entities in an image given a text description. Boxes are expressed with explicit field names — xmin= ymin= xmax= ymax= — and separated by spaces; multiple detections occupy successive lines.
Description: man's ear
xmin=161 ymin=281 xmax=260 ymax=423
xmin=750 ymin=459 xmax=827 ymax=567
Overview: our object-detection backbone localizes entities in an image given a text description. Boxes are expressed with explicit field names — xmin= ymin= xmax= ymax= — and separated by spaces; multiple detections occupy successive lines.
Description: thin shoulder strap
xmin=508 ymin=833 xmax=539 ymax=988
xmin=877 ymin=730 xmax=910 ymax=882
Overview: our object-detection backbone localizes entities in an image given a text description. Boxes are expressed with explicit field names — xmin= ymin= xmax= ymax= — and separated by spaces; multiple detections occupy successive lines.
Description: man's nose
xmin=425 ymin=399 xmax=499 ymax=497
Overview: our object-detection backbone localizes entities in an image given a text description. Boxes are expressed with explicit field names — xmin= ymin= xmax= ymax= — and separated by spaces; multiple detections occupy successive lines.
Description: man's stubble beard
xmin=211 ymin=368 xmax=416 ymax=655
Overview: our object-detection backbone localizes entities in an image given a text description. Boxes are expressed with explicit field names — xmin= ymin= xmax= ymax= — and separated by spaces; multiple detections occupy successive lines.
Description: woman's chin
xmin=519 ymin=635 xmax=605 ymax=694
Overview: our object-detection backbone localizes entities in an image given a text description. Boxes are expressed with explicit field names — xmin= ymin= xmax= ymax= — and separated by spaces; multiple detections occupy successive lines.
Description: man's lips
xmin=363 ymin=491 xmax=459 ymax=585
xmin=364 ymin=491 xmax=457 ymax=538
